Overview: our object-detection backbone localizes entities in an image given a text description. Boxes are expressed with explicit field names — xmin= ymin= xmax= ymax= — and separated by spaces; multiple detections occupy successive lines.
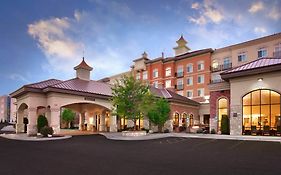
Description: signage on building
xmin=84 ymin=97 xmax=96 ymax=101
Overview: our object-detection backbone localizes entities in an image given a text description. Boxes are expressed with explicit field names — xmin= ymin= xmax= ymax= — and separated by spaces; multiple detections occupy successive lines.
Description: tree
xmin=61 ymin=109 xmax=75 ymax=128
xmin=147 ymin=98 xmax=170 ymax=132
xmin=37 ymin=115 xmax=48 ymax=133
xmin=111 ymin=75 xmax=150 ymax=130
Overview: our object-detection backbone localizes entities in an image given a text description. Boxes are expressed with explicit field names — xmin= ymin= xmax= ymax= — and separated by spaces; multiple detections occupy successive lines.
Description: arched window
xmin=173 ymin=112 xmax=180 ymax=127
xmin=218 ymin=98 xmax=228 ymax=131
xmin=189 ymin=114 xmax=194 ymax=126
xmin=243 ymin=89 xmax=281 ymax=135
xmin=182 ymin=113 xmax=187 ymax=127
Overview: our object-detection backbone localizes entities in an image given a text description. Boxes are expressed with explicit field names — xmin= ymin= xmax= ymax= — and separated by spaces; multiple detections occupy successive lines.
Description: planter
xmin=122 ymin=131 xmax=147 ymax=137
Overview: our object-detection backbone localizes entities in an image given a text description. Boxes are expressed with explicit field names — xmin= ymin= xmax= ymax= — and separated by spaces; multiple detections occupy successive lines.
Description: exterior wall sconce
xmin=258 ymin=78 xmax=263 ymax=82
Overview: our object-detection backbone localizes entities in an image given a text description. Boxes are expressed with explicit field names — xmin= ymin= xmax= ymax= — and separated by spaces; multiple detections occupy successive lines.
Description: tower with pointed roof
xmin=74 ymin=57 xmax=93 ymax=81
xmin=173 ymin=35 xmax=190 ymax=56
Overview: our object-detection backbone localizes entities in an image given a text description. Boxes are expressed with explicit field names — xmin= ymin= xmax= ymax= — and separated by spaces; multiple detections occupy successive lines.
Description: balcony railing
xmin=175 ymin=84 xmax=184 ymax=90
xmin=211 ymin=79 xmax=225 ymax=84
xmin=211 ymin=63 xmax=232 ymax=72
xmin=273 ymin=51 xmax=281 ymax=58
xmin=175 ymin=72 xmax=184 ymax=78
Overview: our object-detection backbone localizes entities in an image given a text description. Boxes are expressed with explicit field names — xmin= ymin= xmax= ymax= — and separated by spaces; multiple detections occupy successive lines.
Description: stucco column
xmin=16 ymin=111 xmax=24 ymax=133
xmin=27 ymin=107 xmax=37 ymax=136
xmin=79 ymin=113 xmax=85 ymax=131
xmin=50 ymin=107 xmax=61 ymax=134
xmin=109 ymin=115 xmax=117 ymax=132
xmin=99 ymin=114 xmax=105 ymax=132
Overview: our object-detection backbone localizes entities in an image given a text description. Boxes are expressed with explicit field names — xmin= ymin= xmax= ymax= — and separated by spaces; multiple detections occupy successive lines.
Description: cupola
xmin=173 ymin=35 xmax=190 ymax=56
xmin=74 ymin=57 xmax=93 ymax=81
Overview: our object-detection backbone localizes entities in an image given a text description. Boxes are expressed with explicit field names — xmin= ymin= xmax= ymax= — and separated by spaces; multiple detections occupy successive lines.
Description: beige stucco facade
xmin=229 ymin=71 xmax=281 ymax=135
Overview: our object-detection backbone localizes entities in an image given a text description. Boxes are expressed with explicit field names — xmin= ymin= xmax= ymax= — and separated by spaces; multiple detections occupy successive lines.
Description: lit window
xmin=197 ymin=61 xmax=204 ymax=71
xmin=165 ymin=80 xmax=171 ymax=88
xmin=142 ymin=71 xmax=147 ymax=80
xmin=186 ymin=77 xmax=193 ymax=85
xmin=197 ymin=75 xmax=204 ymax=84
xmin=212 ymin=60 xmax=219 ymax=69
xmin=186 ymin=64 xmax=193 ymax=73
xmin=153 ymin=69 xmax=158 ymax=78
xmin=258 ymin=48 xmax=267 ymax=58
xmin=165 ymin=67 xmax=171 ymax=77
xmin=136 ymin=72 xmax=141 ymax=80
xmin=238 ymin=53 xmax=247 ymax=62
xmin=187 ymin=90 xmax=193 ymax=98
xmin=197 ymin=88 xmax=204 ymax=97
xmin=177 ymin=66 xmax=183 ymax=77
xmin=218 ymin=98 xmax=228 ymax=132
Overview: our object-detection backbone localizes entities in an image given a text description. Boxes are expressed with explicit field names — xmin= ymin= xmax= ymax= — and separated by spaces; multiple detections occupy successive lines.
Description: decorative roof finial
xmin=142 ymin=51 xmax=148 ymax=58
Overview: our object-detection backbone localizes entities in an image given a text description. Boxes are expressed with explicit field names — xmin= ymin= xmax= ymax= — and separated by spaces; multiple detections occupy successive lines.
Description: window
xmin=274 ymin=43 xmax=281 ymax=57
xmin=242 ymin=89 xmax=281 ymax=135
xmin=212 ymin=60 xmax=219 ymax=70
xmin=186 ymin=64 xmax=193 ymax=73
xmin=223 ymin=57 xmax=231 ymax=69
xmin=218 ymin=98 xmax=228 ymax=132
xmin=142 ymin=71 xmax=147 ymax=80
xmin=186 ymin=77 xmax=193 ymax=86
xmin=197 ymin=61 xmax=204 ymax=71
xmin=187 ymin=90 xmax=193 ymax=98
xmin=136 ymin=72 xmax=141 ymax=80
xmin=258 ymin=48 xmax=267 ymax=58
xmin=153 ymin=69 xmax=158 ymax=78
xmin=165 ymin=80 xmax=171 ymax=88
xmin=153 ymin=81 xmax=158 ymax=88
xmin=177 ymin=66 xmax=183 ymax=77
xmin=197 ymin=88 xmax=204 ymax=97
xmin=165 ymin=67 xmax=171 ymax=77
xmin=211 ymin=74 xmax=222 ymax=83
xmin=177 ymin=79 xmax=183 ymax=90
xmin=197 ymin=75 xmax=204 ymax=84
xmin=238 ymin=52 xmax=247 ymax=62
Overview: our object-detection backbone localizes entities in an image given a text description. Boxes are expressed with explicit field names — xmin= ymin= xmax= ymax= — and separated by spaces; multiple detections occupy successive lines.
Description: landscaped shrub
xmin=40 ymin=126 xmax=54 ymax=137
xmin=221 ymin=115 xmax=230 ymax=135
xmin=196 ymin=128 xmax=203 ymax=133
xmin=37 ymin=115 xmax=48 ymax=133
xmin=211 ymin=129 xmax=216 ymax=134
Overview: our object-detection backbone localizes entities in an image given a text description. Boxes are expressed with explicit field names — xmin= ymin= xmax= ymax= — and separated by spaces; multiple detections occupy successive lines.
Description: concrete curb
xmin=0 ymin=133 xmax=72 ymax=141
xmin=100 ymin=132 xmax=281 ymax=142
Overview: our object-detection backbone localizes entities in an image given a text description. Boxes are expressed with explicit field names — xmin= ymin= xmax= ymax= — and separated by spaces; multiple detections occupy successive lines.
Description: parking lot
xmin=0 ymin=135 xmax=280 ymax=175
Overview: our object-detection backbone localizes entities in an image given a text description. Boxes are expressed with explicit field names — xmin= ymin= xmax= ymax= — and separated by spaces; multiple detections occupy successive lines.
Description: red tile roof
xmin=74 ymin=58 xmax=93 ymax=71
xmin=221 ymin=57 xmax=281 ymax=80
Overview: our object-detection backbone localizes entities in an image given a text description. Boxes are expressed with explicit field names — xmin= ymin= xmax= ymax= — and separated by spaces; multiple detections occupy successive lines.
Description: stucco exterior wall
xmin=229 ymin=71 xmax=281 ymax=135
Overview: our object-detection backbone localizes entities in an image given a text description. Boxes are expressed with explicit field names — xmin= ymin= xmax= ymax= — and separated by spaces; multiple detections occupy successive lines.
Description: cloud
xmin=8 ymin=74 xmax=30 ymax=83
xmin=249 ymin=1 xmax=264 ymax=13
xmin=188 ymin=0 xmax=224 ymax=25
xmin=267 ymin=7 xmax=281 ymax=20
xmin=254 ymin=26 xmax=267 ymax=34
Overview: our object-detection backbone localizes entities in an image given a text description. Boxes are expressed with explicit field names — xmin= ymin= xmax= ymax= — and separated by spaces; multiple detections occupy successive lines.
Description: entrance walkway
xmin=101 ymin=132 xmax=281 ymax=142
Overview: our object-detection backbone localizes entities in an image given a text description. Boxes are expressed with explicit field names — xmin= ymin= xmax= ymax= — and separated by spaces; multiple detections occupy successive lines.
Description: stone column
xmin=16 ymin=111 xmax=24 ymax=133
xmin=109 ymin=115 xmax=117 ymax=132
xmin=79 ymin=113 xmax=83 ymax=131
xmin=230 ymin=104 xmax=243 ymax=135
xmin=27 ymin=107 xmax=37 ymax=136
xmin=50 ymin=107 xmax=61 ymax=134
xmin=179 ymin=115 xmax=183 ymax=126
xmin=99 ymin=114 xmax=105 ymax=132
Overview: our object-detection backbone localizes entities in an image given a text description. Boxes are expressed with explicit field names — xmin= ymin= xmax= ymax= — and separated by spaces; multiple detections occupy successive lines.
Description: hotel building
xmin=209 ymin=33 xmax=281 ymax=135
xmin=0 ymin=95 xmax=10 ymax=123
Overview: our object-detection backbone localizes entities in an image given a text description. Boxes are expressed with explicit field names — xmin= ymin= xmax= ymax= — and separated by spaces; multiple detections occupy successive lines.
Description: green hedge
xmin=221 ymin=115 xmax=230 ymax=135
xmin=37 ymin=115 xmax=48 ymax=133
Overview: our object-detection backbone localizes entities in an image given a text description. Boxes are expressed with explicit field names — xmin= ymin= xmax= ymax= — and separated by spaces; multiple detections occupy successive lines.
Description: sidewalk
xmin=0 ymin=133 xmax=72 ymax=141
xmin=100 ymin=132 xmax=281 ymax=142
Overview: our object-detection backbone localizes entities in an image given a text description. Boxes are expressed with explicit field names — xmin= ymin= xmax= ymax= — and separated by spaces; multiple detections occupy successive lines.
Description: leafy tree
xmin=111 ymin=75 xmax=150 ymax=130
xmin=37 ymin=115 xmax=48 ymax=133
xmin=147 ymin=98 xmax=170 ymax=132
xmin=61 ymin=109 xmax=75 ymax=128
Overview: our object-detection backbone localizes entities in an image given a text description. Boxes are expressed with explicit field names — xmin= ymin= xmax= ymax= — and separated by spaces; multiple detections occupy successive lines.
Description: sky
xmin=0 ymin=0 xmax=280 ymax=95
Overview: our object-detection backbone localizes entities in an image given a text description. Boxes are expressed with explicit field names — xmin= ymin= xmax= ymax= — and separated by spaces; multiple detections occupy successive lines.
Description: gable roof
xmin=149 ymin=86 xmax=200 ymax=106
xmin=221 ymin=57 xmax=281 ymax=80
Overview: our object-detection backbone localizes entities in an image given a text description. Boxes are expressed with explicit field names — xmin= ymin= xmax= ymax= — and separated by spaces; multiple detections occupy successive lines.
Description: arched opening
xmin=243 ymin=89 xmax=281 ymax=136
xmin=182 ymin=113 xmax=187 ymax=128
xmin=218 ymin=98 xmax=228 ymax=132
xmin=173 ymin=112 xmax=180 ymax=130
xmin=189 ymin=114 xmax=194 ymax=127
xmin=17 ymin=103 xmax=28 ymax=133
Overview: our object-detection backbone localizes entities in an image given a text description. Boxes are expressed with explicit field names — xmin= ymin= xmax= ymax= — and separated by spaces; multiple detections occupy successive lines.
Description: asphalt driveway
xmin=0 ymin=135 xmax=280 ymax=175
